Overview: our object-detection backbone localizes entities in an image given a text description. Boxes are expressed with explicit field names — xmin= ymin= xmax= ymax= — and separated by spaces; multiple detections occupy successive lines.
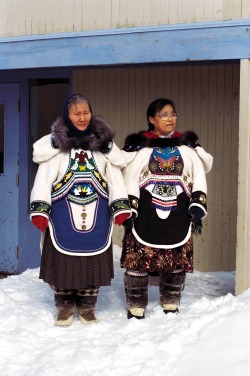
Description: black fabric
xmin=123 ymin=130 xmax=199 ymax=151
xmin=122 ymin=216 xmax=134 ymax=229
xmin=179 ymin=130 xmax=200 ymax=148
xmin=134 ymin=190 xmax=191 ymax=246
xmin=189 ymin=206 xmax=204 ymax=225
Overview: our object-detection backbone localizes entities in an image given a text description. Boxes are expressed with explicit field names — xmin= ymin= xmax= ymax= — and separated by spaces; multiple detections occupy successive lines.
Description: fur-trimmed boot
xmin=159 ymin=270 xmax=186 ymax=314
xmin=53 ymin=288 xmax=75 ymax=326
xmin=124 ymin=271 xmax=149 ymax=319
xmin=75 ymin=287 xmax=100 ymax=324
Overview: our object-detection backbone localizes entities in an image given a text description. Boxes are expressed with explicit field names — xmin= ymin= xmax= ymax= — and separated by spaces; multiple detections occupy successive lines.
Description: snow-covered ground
xmin=0 ymin=245 xmax=250 ymax=376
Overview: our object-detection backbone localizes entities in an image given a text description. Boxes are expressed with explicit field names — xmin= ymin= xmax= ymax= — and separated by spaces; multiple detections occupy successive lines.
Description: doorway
xmin=0 ymin=83 xmax=20 ymax=274
xmin=0 ymin=77 xmax=70 ymax=274
xmin=29 ymin=78 xmax=69 ymax=195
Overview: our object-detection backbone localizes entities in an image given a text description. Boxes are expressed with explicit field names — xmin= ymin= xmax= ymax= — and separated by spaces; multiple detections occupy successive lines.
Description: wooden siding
xmin=0 ymin=0 xmax=250 ymax=37
xmin=236 ymin=59 xmax=250 ymax=294
xmin=73 ymin=61 xmax=240 ymax=272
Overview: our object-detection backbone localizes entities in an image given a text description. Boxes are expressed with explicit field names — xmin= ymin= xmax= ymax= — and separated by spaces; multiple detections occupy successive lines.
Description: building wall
xmin=73 ymin=61 xmax=240 ymax=272
xmin=236 ymin=59 xmax=250 ymax=294
xmin=0 ymin=0 xmax=250 ymax=37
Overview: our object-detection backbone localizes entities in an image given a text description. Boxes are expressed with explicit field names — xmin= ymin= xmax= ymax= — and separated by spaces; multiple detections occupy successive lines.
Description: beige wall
xmin=0 ymin=0 xmax=250 ymax=37
xmin=73 ymin=61 xmax=240 ymax=272
xmin=236 ymin=59 xmax=250 ymax=294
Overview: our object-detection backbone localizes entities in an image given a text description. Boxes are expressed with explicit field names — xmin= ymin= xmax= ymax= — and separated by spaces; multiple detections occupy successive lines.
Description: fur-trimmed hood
xmin=51 ymin=116 xmax=115 ymax=153
xmin=123 ymin=130 xmax=200 ymax=151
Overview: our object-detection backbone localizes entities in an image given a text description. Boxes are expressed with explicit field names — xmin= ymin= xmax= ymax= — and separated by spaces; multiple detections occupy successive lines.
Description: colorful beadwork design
xmin=149 ymin=147 xmax=184 ymax=175
xmin=190 ymin=191 xmax=207 ymax=207
xmin=110 ymin=199 xmax=131 ymax=215
xmin=51 ymin=150 xmax=108 ymax=202
xmin=30 ymin=201 xmax=51 ymax=215
xmin=67 ymin=183 xmax=98 ymax=205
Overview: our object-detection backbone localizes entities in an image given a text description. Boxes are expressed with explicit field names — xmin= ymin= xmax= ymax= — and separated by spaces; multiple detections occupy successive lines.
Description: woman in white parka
xmin=30 ymin=94 xmax=131 ymax=326
xmin=121 ymin=98 xmax=209 ymax=319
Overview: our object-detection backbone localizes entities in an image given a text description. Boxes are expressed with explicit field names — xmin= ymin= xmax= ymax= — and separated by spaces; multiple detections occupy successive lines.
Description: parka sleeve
xmin=30 ymin=154 xmax=61 ymax=219
xmin=122 ymin=149 xmax=149 ymax=216
xmin=104 ymin=160 xmax=132 ymax=220
xmin=103 ymin=141 xmax=137 ymax=168
xmin=195 ymin=146 xmax=213 ymax=174
xmin=187 ymin=148 xmax=208 ymax=219
xmin=32 ymin=134 xmax=60 ymax=163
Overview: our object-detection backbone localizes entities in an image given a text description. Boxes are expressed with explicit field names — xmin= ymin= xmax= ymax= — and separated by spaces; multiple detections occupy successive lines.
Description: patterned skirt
xmin=121 ymin=229 xmax=194 ymax=273
xmin=39 ymin=230 xmax=114 ymax=290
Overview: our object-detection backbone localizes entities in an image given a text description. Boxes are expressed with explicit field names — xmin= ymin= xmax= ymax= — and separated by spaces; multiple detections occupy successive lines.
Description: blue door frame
xmin=0 ymin=71 xmax=71 ymax=274
xmin=0 ymin=19 xmax=250 ymax=69
xmin=0 ymin=84 xmax=19 ymax=273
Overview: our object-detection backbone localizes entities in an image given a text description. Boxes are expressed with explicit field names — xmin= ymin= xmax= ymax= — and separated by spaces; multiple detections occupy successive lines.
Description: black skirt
xmin=39 ymin=230 xmax=114 ymax=290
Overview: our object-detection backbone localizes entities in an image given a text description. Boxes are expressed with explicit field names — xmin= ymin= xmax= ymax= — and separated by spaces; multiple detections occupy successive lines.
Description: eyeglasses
xmin=156 ymin=112 xmax=179 ymax=120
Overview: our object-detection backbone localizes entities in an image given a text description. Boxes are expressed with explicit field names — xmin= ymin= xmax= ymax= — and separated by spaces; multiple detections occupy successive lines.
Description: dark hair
xmin=146 ymin=98 xmax=177 ymax=131
xmin=66 ymin=93 xmax=93 ymax=115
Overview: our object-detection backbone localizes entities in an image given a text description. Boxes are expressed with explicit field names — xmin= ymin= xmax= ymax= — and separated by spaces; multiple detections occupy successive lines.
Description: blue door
xmin=0 ymin=83 xmax=19 ymax=274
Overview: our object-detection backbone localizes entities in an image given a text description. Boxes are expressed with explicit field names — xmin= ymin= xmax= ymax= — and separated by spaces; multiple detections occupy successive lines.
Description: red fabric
xmin=143 ymin=131 xmax=183 ymax=139
xmin=114 ymin=213 xmax=131 ymax=226
xmin=32 ymin=216 xmax=48 ymax=232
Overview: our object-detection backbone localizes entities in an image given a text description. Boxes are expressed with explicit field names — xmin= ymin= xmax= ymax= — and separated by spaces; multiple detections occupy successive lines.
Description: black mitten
xmin=188 ymin=206 xmax=204 ymax=225
xmin=122 ymin=217 xmax=134 ymax=229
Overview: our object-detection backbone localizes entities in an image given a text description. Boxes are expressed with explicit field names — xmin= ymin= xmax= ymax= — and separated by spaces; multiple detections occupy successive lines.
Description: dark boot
xmin=53 ymin=287 xmax=75 ymax=326
xmin=75 ymin=287 xmax=99 ymax=324
xmin=159 ymin=270 xmax=186 ymax=314
xmin=124 ymin=271 xmax=149 ymax=319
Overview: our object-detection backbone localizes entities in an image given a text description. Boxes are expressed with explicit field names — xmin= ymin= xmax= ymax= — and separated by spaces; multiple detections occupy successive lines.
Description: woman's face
xmin=149 ymin=104 xmax=177 ymax=136
xmin=68 ymin=102 xmax=92 ymax=131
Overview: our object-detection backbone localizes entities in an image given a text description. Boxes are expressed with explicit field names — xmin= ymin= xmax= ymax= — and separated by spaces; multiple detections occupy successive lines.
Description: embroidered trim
xmin=190 ymin=191 xmax=207 ymax=209
xmin=151 ymin=197 xmax=177 ymax=211
xmin=52 ymin=175 xmax=108 ymax=202
xmin=51 ymin=151 xmax=109 ymax=202
xmin=140 ymin=174 xmax=192 ymax=198
xmin=67 ymin=193 xmax=98 ymax=205
xmin=126 ymin=270 xmax=148 ymax=277
xmin=129 ymin=195 xmax=139 ymax=210
xmin=152 ymin=184 xmax=177 ymax=197
xmin=110 ymin=199 xmax=131 ymax=215
xmin=66 ymin=182 xmax=98 ymax=205
xmin=30 ymin=201 xmax=51 ymax=215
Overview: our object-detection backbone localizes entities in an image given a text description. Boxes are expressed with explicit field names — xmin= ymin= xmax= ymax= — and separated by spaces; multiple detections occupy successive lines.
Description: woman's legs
xmin=52 ymin=286 xmax=76 ymax=326
xmin=51 ymin=285 xmax=100 ymax=325
xmin=75 ymin=286 xmax=100 ymax=324
xmin=124 ymin=271 xmax=149 ymax=319
xmin=159 ymin=270 xmax=186 ymax=313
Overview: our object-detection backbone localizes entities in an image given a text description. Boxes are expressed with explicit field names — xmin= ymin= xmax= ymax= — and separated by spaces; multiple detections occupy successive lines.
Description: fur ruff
xmin=51 ymin=116 xmax=115 ymax=153
xmin=123 ymin=130 xmax=199 ymax=151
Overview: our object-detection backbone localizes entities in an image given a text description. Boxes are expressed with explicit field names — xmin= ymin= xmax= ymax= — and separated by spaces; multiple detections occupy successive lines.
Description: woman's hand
xmin=32 ymin=216 xmax=49 ymax=232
